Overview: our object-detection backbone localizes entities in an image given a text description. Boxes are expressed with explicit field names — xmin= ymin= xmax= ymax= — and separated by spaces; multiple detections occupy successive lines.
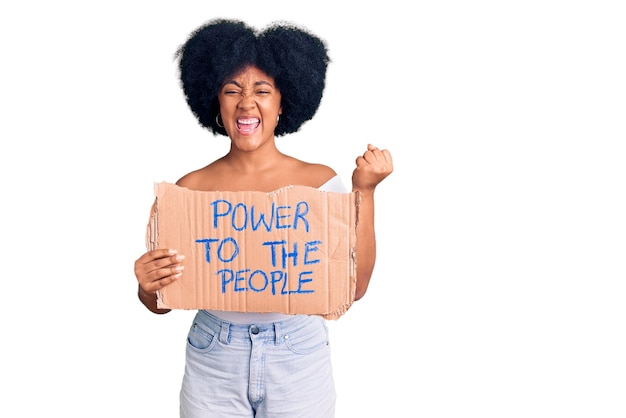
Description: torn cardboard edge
xmin=146 ymin=182 xmax=359 ymax=320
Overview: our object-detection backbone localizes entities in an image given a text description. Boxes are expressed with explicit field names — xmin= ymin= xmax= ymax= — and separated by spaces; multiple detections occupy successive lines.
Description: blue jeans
xmin=180 ymin=310 xmax=336 ymax=417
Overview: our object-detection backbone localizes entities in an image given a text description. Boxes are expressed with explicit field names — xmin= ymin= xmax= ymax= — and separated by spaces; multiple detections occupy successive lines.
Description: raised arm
xmin=351 ymin=144 xmax=393 ymax=300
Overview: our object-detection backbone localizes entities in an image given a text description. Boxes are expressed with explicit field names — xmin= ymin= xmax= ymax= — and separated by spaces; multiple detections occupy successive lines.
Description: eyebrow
xmin=222 ymin=80 xmax=275 ymax=88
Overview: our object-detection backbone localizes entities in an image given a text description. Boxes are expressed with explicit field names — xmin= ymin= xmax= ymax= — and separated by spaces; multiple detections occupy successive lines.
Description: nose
xmin=237 ymin=91 xmax=256 ymax=110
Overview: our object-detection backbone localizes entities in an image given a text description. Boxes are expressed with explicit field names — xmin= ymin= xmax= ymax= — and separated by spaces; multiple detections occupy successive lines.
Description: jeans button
xmin=250 ymin=325 xmax=259 ymax=335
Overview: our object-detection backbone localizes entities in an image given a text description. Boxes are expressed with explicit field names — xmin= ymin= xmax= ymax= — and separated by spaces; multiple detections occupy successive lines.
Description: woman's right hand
xmin=134 ymin=249 xmax=185 ymax=296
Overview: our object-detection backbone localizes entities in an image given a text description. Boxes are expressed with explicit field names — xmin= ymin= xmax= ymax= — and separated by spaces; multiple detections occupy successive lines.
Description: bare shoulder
xmin=175 ymin=161 xmax=225 ymax=191
xmin=174 ymin=156 xmax=336 ymax=191
xmin=288 ymin=158 xmax=337 ymax=188
xmin=175 ymin=169 xmax=203 ymax=189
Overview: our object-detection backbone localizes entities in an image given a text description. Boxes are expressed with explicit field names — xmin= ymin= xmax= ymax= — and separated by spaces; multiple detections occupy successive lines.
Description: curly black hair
xmin=175 ymin=18 xmax=331 ymax=137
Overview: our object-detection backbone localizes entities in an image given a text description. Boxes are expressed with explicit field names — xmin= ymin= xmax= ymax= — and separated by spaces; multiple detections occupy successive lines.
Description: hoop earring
xmin=215 ymin=113 xmax=224 ymax=128
xmin=276 ymin=115 xmax=280 ymax=125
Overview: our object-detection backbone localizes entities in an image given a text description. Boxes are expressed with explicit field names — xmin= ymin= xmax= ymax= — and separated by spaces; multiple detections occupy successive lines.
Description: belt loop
xmin=219 ymin=321 xmax=231 ymax=344
xmin=273 ymin=322 xmax=281 ymax=345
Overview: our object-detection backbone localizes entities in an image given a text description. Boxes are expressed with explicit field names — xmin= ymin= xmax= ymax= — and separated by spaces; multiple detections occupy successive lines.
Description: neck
xmin=225 ymin=143 xmax=285 ymax=174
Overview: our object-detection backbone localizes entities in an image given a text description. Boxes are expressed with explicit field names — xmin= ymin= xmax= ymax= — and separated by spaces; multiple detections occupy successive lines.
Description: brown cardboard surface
xmin=146 ymin=182 xmax=359 ymax=319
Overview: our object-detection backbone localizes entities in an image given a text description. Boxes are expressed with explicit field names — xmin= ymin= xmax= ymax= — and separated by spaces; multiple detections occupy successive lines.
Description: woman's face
xmin=218 ymin=65 xmax=282 ymax=152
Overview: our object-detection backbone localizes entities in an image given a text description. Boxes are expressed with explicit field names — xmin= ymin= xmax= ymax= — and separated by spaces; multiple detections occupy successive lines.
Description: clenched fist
xmin=352 ymin=144 xmax=393 ymax=192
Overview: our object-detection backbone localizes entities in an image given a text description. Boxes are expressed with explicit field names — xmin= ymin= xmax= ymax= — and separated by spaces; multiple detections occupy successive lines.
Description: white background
xmin=1 ymin=1 xmax=625 ymax=417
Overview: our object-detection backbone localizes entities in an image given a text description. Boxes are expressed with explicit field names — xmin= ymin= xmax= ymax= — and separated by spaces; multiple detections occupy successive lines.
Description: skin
xmin=134 ymin=65 xmax=393 ymax=313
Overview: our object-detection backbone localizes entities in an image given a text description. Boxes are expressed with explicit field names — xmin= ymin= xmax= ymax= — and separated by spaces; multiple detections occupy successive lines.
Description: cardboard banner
xmin=146 ymin=182 xmax=359 ymax=319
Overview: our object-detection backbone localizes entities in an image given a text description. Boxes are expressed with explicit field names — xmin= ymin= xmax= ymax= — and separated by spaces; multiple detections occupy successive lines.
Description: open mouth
xmin=236 ymin=118 xmax=260 ymax=134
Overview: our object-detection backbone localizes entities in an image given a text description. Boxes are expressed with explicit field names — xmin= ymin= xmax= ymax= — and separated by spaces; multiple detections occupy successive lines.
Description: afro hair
xmin=175 ymin=18 xmax=331 ymax=137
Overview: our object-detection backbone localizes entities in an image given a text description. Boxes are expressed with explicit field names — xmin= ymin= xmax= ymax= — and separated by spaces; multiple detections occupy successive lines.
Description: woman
xmin=134 ymin=18 xmax=393 ymax=417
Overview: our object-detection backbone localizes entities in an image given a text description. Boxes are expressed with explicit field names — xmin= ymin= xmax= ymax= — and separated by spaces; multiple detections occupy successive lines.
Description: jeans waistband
xmin=196 ymin=310 xmax=319 ymax=345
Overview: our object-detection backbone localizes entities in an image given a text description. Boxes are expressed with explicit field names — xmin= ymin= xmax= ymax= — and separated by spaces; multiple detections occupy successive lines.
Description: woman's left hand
xmin=352 ymin=144 xmax=393 ymax=192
